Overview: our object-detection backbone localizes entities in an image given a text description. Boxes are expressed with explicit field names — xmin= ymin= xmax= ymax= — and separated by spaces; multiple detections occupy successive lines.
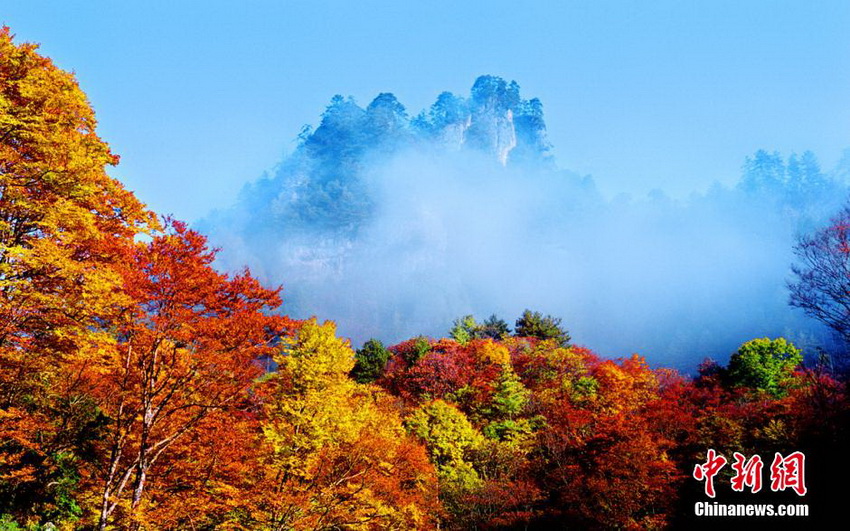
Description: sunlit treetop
xmin=1 ymin=26 xmax=156 ymax=354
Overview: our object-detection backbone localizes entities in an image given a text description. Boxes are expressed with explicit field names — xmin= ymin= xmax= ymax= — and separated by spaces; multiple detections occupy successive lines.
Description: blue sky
xmin=3 ymin=0 xmax=849 ymax=221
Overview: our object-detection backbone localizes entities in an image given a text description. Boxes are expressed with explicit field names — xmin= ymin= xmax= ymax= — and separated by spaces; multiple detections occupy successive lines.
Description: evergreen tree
xmin=350 ymin=338 xmax=391 ymax=383
xmin=514 ymin=310 xmax=570 ymax=346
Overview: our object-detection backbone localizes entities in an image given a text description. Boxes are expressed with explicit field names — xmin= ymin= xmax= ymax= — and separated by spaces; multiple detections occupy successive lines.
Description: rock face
xmin=420 ymin=76 xmax=551 ymax=166
xmin=465 ymin=76 xmax=520 ymax=165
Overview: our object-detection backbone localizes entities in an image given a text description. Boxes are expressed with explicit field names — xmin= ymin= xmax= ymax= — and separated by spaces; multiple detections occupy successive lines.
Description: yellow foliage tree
xmin=257 ymin=319 xmax=440 ymax=530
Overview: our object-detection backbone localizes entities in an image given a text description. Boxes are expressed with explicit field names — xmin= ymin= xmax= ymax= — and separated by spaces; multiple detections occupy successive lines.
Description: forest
xmin=2 ymin=27 xmax=850 ymax=530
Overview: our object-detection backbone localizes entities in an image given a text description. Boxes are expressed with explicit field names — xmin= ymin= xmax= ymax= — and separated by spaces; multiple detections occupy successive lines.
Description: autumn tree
xmin=257 ymin=319 xmax=440 ymax=530
xmin=0 ymin=25 xmax=153 ymax=355
xmin=789 ymin=204 xmax=850 ymax=354
xmin=405 ymin=400 xmax=485 ymax=517
xmin=0 ymin=27 xmax=154 ymax=524
xmin=531 ymin=354 xmax=677 ymax=528
xmin=88 ymin=219 xmax=290 ymax=529
xmin=378 ymin=337 xmax=543 ymax=528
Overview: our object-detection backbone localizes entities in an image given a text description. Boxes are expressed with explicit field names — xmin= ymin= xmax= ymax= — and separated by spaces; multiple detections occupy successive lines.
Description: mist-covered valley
xmin=199 ymin=75 xmax=850 ymax=371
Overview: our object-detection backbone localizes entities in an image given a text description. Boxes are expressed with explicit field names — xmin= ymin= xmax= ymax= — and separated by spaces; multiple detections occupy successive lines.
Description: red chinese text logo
xmin=693 ymin=450 xmax=806 ymax=497
xmin=730 ymin=452 xmax=763 ymax=493
xmin=770 ymin=451 xmax=807 ymax=496
xmin=693 ymin=448 xmax=727 ymax=498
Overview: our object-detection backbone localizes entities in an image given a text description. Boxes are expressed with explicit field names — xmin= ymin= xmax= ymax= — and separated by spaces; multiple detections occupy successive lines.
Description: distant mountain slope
xmin=198 ymin=75 xmax=850 ymax=369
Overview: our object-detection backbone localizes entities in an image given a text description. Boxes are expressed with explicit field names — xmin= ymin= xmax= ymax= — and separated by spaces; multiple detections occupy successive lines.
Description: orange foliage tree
xmin=0 ymin=26 xmax=154 ymax=522
xmin=87 ymin=220 xmax=290 ymax=528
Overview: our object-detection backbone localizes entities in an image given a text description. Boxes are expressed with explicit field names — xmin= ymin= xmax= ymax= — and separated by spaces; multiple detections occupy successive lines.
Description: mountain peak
xmin=206 ymin=76 xmax=555 ymax=241
xmin=415 ymin=75 xmax=552 ymax=165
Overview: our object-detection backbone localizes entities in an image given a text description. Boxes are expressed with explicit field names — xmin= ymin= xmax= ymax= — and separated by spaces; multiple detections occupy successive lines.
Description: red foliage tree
xmin=84 ymin=220 xmax=291 ymax=528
